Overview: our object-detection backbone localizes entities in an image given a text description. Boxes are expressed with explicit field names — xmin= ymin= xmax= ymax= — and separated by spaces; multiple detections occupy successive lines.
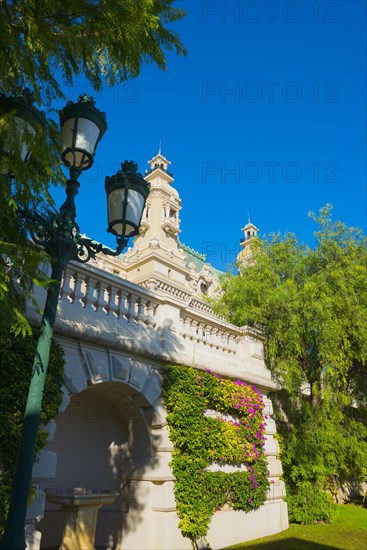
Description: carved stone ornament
xmin=149 ymin=235 xmax=160 ymax=249
xmin=147 ymin=278 xmax=159 ymax=291
xmin=139 ymin=223 xmax=149 ymax=237
xmin=189 ymin=276 xmax=198 ymax=291
xmin=122 ymin=245 xmax=140 ymax=263
xmin=193 ymin=264 xmax=222 ymax=299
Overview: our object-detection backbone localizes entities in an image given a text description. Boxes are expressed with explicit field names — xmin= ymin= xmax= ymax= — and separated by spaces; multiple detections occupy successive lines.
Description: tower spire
xmin=237 ymin=216 xmax=259 ymax=264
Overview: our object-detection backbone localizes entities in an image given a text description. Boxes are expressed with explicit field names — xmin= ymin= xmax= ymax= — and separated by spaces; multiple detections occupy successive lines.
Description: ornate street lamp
xmin=0 ymin=88 xmax=45 ymax=173
xmin=0 ymin=94 xmax=150 ymax=550
xmin=60 ymin=94 xmax=107 ymax=171
xmin=106 ymin=160 xmax=151 ymax=239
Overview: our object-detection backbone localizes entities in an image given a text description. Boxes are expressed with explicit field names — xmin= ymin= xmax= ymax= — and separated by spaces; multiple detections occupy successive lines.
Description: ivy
xmin=0 ymin=330 xmax=65 ymax=535
xmin=162 ymin=365 xmax=270 ymax=542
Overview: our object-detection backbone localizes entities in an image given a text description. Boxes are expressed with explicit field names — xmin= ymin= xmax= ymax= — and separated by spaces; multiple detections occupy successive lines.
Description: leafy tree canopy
xmin=0 ymin=0 xmax=186 ymax=104
xmin=217 ymin=205 xmax=367 ymax=411
xmin=0 ymin=0 xmax=186 ymax=331
xmin=215 ymin=205 xmax=367 ymax=522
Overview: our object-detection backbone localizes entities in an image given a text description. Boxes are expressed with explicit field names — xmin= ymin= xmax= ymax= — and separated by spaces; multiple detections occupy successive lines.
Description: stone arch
xmin=36 ymin=341 xmax=164 ymax=549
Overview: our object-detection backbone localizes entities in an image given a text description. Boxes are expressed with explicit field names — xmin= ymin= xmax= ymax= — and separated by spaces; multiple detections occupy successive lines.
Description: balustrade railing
xmin=58 ymin=263 xmax=160 ymax=330
xmin=180 ymin=313 xmax=241 ymax=355
xmin=30 ymin=260 xmax=262 ymax=366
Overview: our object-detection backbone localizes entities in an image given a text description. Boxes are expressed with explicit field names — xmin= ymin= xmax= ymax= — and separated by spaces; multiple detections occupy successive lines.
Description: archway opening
xmin=38 ymin=381 xmax=152 ymax=549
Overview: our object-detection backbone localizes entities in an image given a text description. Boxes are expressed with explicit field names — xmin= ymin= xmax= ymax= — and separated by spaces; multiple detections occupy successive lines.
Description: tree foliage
xmin=0 ymin=0 xmax=186 ymax=104
xmin=0 ymin=330 xmax=65 ymax=534
xmin=0 ymin=103 xmax=64 ymax=333
xmin=0 ymin=0 xmax=186 ymax=329
xmin=216 ymin=205 xmax=367 ymax=522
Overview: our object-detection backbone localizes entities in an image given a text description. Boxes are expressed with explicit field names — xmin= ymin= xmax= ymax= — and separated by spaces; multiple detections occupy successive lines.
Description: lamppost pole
xmin=0 ymin=188 xmax=77 ymax=550
xmin=0 ymin=167 xmax=83 ymax=548
xmin=0 ymin=94 xmax=150 ymax=549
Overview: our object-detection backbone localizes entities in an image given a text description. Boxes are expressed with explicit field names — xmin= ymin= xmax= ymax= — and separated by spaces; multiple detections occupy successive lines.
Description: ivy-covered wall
xmin=162 ymin=365 xmax=271 ymax=542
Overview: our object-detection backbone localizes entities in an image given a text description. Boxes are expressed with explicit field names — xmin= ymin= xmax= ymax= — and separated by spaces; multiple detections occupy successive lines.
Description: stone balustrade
xmin=180 ymin=313 xmax=239 ymax=355
xmin=28 ymin=259 xmax=274 ymax=389
xmin=60 ymin=263 xmax=160 ymax=328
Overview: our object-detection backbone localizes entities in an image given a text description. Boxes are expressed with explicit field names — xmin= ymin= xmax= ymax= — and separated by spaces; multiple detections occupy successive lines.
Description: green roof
xmin=178 ymin=242 xmax=224 ymax=276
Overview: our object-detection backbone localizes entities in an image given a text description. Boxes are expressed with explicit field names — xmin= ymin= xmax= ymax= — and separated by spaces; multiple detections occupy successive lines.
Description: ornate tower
xmin=237 ymin=218 xmax=259 ymax=264
xmin=139 ymin=152 xmax=181 ymax=245
xmin=121 ymin=151 xmax=188 ymax=288
xmin=121 ymin=152 xmax=221 ymax=300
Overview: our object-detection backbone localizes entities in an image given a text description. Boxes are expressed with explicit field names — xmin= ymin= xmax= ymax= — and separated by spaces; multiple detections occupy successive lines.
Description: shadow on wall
xmin=37 ymin=317 xmax=183 ymax=549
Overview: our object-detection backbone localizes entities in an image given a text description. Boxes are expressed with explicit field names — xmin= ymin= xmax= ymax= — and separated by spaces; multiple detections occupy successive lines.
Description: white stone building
xmin=26 ymin=153 xmax=288 ymax=550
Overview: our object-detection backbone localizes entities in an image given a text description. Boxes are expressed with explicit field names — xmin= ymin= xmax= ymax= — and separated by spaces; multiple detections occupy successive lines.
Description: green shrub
xmin=274 ymin=391 xmax=367 ymax=524
xmin=286 ymin=481 xmax=336 ymax=524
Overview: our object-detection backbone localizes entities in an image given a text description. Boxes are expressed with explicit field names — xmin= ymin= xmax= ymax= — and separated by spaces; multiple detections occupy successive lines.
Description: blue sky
xmin=52 ymin=0 xmax=366 ymax=272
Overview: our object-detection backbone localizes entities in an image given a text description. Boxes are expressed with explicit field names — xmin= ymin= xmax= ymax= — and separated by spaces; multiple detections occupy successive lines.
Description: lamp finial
xmin=121 ymin=160 xmax=138 ymax=174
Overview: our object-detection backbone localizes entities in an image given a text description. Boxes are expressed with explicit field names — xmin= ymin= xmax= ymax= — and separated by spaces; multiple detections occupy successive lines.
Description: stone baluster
xmin=66 ymin=272 xmax=76 ymax=304
xmin=185 ymin=317 xmax=192 ymax=339
xmin=126 ymin=293 xmax=138 ymax=322
xmin=228 ymin=334 xmax=238 ymax=354
xmin=61 ymin=268 xmax=75 ymax=303
xmin=145 ymin=301 xmax=156 ymax=327
xmin=91 ymin=281 xmax=101 ymax=312
xmin=114 ymin=290 xmax=122 ymax=319
xmin=221 ymin=330 xmax=230 ymax=351
xmin=197 ymin=323 xmax=205 ymax=343
xmin=102 ymin=284 xmax=113 ymax=315
xmin=182 ymin=316 xmax=191 ymax=338
xmin=201 ymin=323 xmax=208 ymax=343
xmin=190 ymin=319 xmax=199 ymax=342
xmin=207 ymin=327 xmax=214 ymax=347
xmin=211 ymin=327 xmax=220 ymax=349
xmin=115 ymin=289 xmax=129 ymax=319
xmin=218 ymin=329 xmax=226 ymax=350
xmin=71 ymin=271 xmax=85 ymax=307
xmin=136 ymin=297 xmax=147 ymax=325
xmin=108 ymin=285 xmax=120 ymax=318
xmin=225 ymin=333 xmax=232 ymax=352
xmin=96 ymin=281 xmax=108 ymax=314
xmin=82 ymin=276 xmax=98 ymax=310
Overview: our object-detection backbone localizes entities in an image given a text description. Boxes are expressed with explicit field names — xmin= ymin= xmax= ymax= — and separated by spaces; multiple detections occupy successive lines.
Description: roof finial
xmin=159 ymin=137 xmax=162 ymax=155
xmin=247 ymin=209 xmax=251 ymax=225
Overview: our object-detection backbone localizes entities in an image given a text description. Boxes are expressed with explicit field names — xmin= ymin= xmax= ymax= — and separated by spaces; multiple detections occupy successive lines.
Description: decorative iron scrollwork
xmin=20 ymin=206 xmax=127 ymax=265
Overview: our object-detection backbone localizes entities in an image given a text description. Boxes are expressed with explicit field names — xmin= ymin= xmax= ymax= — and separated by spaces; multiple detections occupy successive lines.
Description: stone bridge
xmin=25 ymin=258 xmax=288 ymax=550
